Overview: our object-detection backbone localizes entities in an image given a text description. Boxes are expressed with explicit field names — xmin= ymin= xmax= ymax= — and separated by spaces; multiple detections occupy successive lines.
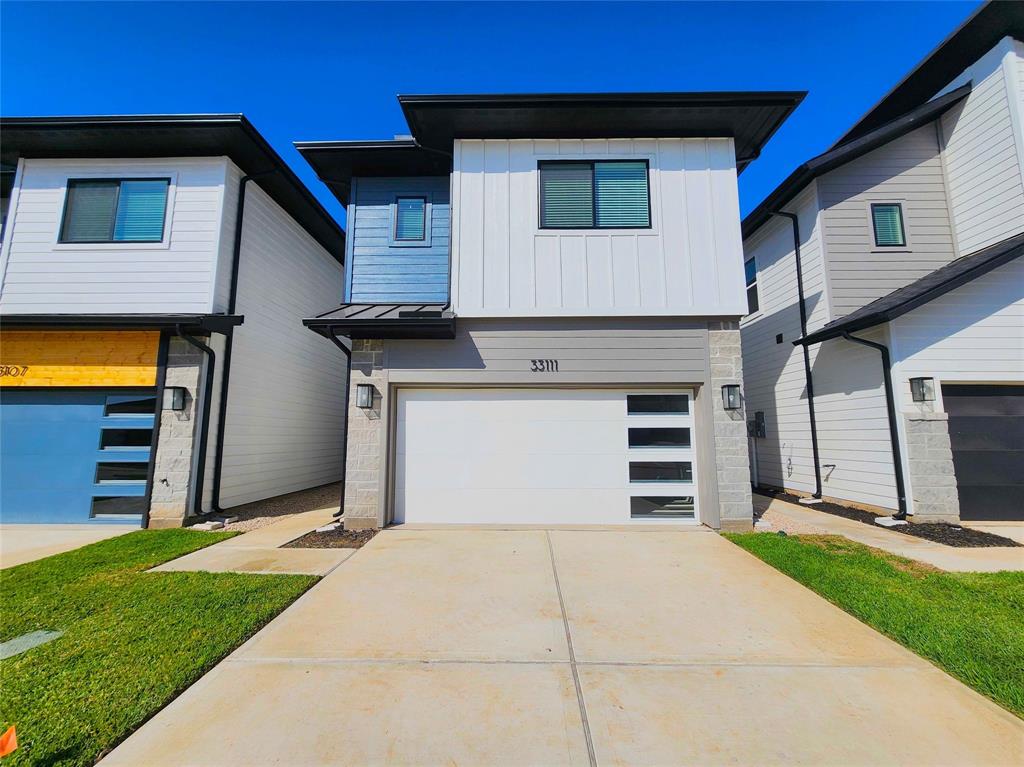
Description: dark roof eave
xmin=303 ymin=317 xmax=456 ymax=340
xmin=742 ymin=84 xmax=971 ymax=240
xmin=0 ymin=114 xmax=345 ymax=261
xmin=0 ymin=313 xmax=244 ymax=334
xmin=794 ymin=232 xmax=1024 ymax=346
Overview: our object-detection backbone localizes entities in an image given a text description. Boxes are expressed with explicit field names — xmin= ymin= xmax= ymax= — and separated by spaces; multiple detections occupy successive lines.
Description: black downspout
xmin=771 ymin=211 xmax=823 ymax=499
xmin=175 ymin=325 xmax=217 ymax=518
xmin=840 ymin=332 xmax=908 ymax=519
xmin=209 ymin=170 xmax=276 ymax=514
xmin=326 ymin=327 xmax=353 ymax=519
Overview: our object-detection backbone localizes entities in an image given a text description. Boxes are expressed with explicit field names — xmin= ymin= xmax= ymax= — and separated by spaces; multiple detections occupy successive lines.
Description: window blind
xmin=395 ymin=197 xmax=426 ymax=240
xmin=872 ymin=204 xmax=905 ymax=247
xmin=594 ymin=161 xmax=649 ymax=227
xmin=113 ymin=180 xmax=169 ymax=241
xmin=61 ymin=181 xmax=119 ymax=242
xmin=540 ymin=163 xmax=594 ymax=228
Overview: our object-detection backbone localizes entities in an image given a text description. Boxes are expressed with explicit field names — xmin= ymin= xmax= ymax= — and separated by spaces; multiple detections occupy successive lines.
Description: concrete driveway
xmin=104 ymin=528 xmax=1023 ymax=766
xmin=0 ymin=524 xmax=136 ymax=568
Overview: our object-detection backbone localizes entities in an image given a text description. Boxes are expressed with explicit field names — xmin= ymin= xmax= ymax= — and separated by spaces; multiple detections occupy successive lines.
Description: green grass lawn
xmin=726 ymin=533 xmax=1024 ymax=718
xmin=0 ymin=530 xmax=316 ymax=766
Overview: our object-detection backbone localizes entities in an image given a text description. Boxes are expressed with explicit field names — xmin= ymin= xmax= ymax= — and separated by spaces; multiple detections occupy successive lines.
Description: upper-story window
xmin=870 ymin=203 xmax=906 ymax=247
xmin=60 ymin=178 xmax=170 ymax=243
xmin=745 ymin=256 xmax=759 ymax=314
xmin=394 ymin=196 xmax=427 ymax=241
xmin=539 ymin=160 xmax=650 ymax=229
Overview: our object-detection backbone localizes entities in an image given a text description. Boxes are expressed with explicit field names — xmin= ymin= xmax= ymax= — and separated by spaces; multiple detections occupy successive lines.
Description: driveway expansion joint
xmin=546 ymin=530 xmax=597 ymax=767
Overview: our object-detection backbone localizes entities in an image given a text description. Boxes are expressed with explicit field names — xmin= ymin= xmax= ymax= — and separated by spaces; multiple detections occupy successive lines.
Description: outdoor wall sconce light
xmin=163 ymin=386 xmax=186 ymax=412
xmin=355 ymin=384 xmax=375 ymax=409
xmin=910 ymin=377 xmax=936 ymax=403
xmin=722 ymin=384 xmax=742 ymax=411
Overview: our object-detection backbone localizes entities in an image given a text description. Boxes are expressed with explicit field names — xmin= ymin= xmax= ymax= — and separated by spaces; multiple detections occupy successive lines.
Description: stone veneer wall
xmin=709 ymin=321 xmax=754 ymax=530
xmin=148 ymin=337 xmax=204 ymax=529
xmin=904 ymin=412 xmax=960 ymax=523
xmin=343 ymin=339 xmax=387 ymax=530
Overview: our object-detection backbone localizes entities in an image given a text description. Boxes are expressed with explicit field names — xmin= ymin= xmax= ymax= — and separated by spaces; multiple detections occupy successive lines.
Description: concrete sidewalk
xmin=0 ymin=524 xmax=136 ymax=568
xmin=757 ymin=494 xmax=1024 ymax=572
xmin=104 ymin=528 xmax=1023 ymax=766
xmin=151 ymin=508 xmax=354 ymax=576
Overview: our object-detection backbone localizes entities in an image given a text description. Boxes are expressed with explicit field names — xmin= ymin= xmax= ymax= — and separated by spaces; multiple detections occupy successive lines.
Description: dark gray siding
xmin=347 ymin=176 xmax=450 ymax=303
xmin=385 ymin=318 xmax=710 ymax=385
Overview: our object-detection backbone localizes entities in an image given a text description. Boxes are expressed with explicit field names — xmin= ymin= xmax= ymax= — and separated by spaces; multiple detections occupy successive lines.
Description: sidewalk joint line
xmin=546 ymin=530 xmax=597 ymax=767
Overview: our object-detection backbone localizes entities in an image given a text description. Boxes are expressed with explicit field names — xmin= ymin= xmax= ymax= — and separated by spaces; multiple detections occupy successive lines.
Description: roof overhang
xmin=398 ymin=91 xmax=806 ymax=174
xmin=304 ymin=303 xmax=456 ymax=340
xmin=742 ymin=84 xmax=971 ymax=240
xmin=794 ymin=231 xmax=1024 ymax=346
xmin=0 ymin=313 xmax=244 ymax=335
xmin=833 ymin=1 xmax=1024 ymax=147
xmin=0 ymin=114 xmax=345 ymax=260
xmin=295 ymin=140 xmax=451 ymax=206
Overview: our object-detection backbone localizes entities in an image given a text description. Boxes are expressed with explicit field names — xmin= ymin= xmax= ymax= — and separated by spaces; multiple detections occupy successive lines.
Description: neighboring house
xmin=0 ymin=115 xmax=346 ymax=527
xmin=740 ymin=1 xmax=1024 ymax=523
xmin=298 ymin=91 xmax=804 ymax=530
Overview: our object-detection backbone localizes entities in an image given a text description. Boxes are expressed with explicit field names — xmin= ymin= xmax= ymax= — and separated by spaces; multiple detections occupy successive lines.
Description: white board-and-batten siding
xmin=938 ymin=37 xmax=1024 ymax=256
xmin=0 ymin=157 xmax=229 ymax=314
xmin=451 ymin=138 xmax=747 ymax=318
xmin=204 ymin=165 xmax=346 ymax=509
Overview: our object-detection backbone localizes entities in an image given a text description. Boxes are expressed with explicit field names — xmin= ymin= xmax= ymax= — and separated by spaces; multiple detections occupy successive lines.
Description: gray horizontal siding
xmin=818 ymin=123 xmax=957 ymax=318
xmin=385 ymin=318 xmax=709 ymax=384
xmin=348 ymin=176 xmax=450 ymax=303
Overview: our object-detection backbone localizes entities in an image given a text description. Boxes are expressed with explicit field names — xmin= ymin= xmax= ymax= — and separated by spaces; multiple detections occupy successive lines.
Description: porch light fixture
xmin=355 ymin=384 xmax=375 ymax=409
xmin=163 ymin=386 xmax=186 ymax=411
xmin=910 ymin=377 xmax=935 ymax=403
xmin=721 ymin=384 xmax=742 ymax=411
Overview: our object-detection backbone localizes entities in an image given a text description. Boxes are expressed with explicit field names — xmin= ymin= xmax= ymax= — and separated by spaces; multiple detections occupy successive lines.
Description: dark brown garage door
xmin=942 ymin=384 xmax=1024 ymax=521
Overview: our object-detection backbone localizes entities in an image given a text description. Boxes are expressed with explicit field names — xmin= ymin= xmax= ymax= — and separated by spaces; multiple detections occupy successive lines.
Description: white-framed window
xmin=394 ymin=196 xmax=427 ymax=241
xmin=59 ymin=178 xmax=170 ymax=243
xmin=870 ymin=202 xmax=906 ymax=247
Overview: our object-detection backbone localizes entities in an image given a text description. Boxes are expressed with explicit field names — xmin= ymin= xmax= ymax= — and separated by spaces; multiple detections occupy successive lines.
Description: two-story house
xmin=741 ymin=1 xmax=1024 ymax=524
xmin=0 ymin=115 xmax=346 ymax=528
xmin=299 ymin=91 xmax=804 ymax=530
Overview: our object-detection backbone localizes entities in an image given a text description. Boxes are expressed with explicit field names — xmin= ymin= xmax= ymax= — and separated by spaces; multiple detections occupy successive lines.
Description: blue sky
xmin=2 ymin=1 xmax=979 ymax=223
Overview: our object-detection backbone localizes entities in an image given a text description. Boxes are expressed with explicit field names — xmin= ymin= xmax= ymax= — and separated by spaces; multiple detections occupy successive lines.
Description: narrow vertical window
xmin=871 ymin=203 xmax=906 ymax=247
xmin=745 ymin=256 xmax=759 ymax=314
xmin=394 ymin=197 xmax=427 ymax=241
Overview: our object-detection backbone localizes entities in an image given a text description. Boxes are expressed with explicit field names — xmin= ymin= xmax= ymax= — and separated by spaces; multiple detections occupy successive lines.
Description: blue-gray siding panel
xmin=347 ymin=176 xmax=450 ymax=302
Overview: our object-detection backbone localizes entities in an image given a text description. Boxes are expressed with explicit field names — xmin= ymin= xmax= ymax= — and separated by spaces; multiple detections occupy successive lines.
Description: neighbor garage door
xmin=394 ymin=388 xmax=698 ymax=525
xmin=0 ymin=389 xmax=156 ymax=524
xmin=943 ymin=384 xmax=1024 ymax=521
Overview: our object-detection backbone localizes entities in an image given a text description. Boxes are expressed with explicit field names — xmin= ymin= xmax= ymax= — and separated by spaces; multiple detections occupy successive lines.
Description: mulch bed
xmin=283 ymin=528 xmax=378 ymax=549
xmin=758 ymin=488 xmax=1020 ymax=548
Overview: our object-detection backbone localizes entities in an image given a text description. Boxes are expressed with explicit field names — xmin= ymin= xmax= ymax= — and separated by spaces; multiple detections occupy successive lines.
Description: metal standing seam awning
xmin=303 ymin=303 xmax=456 ymax=340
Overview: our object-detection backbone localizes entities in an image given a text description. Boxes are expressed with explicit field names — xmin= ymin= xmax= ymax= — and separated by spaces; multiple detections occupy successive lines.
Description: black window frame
xmin=59 ymin=177 xmax=171 ymax=244
xmin=870 ymin=202 xmax=907 ymax=248
xmin=538 ymin=159 xmax=652 ymax=230
xmin=744 ymin=256 xmax=759 ymax=314
xmin=393 ymin=195 xmax=428 ymax=242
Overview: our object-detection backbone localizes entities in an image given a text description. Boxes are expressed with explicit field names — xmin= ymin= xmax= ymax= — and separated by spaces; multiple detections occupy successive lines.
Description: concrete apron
xmin=0 ymin=524 xmax=136 ymax=569
xmin=150 ymin=508 xmax=353 ymax=576
xmin=104 ymin=529 xmax=1023 ymax=767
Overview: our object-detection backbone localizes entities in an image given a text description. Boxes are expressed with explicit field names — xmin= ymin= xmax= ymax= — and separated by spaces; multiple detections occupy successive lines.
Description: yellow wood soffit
xmin=0 ymin=330 xmax=159 ymax=387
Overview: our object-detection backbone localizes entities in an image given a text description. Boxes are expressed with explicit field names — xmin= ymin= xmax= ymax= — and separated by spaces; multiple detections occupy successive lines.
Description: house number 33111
xmin=530 ymin=359 xmax=559 ymax=372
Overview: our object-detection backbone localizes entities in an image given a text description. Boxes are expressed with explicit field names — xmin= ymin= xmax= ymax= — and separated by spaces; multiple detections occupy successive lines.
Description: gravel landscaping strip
xmin=220 ymin=484 xmax=341 ymax=533
xmin=757 ymin=489 xmax=1021 ymax=548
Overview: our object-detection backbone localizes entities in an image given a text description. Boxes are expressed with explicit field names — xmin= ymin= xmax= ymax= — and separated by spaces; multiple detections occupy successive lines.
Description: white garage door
xmin=394 ymin=388 xmax=698 ymax=525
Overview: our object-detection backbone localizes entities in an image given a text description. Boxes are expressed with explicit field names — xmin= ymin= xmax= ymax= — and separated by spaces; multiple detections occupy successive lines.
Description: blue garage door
xmin=0 ymin=389 xmax=156 ymax=524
